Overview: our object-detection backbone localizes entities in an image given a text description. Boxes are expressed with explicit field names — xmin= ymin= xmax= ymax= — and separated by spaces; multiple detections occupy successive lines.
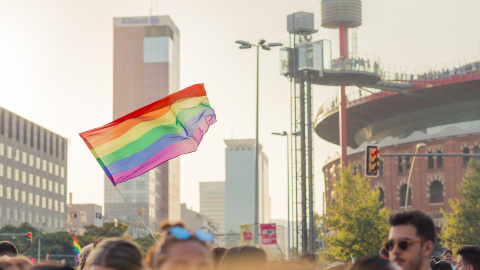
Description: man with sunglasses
xmin=385 ymin=210 xmax=435 ymax=270
xmin=456 ymin=245 xmax=480 ymax=270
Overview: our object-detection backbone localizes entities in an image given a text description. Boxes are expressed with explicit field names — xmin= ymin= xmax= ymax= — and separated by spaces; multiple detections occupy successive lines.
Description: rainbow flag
xmin=79 ymin=84 xmax=216 ymax=185
xmin=73 ymin=233 xmax=81 ymax=264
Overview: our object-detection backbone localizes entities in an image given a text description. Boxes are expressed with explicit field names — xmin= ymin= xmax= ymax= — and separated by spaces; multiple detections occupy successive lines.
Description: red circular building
xmin=315 ymin=66 xmax=480 ymax=227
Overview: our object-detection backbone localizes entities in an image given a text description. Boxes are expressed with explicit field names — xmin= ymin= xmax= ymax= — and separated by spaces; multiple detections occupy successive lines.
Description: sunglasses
xmin=169 ymin=226 xmax=214 ymax=243
xmin=383 ymin=239 xmax=426 ymax=251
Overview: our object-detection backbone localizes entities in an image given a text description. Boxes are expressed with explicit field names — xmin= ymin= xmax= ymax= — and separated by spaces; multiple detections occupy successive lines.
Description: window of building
xmin=43 ymin=130 xmax=47 ymax=153
xmin=60 ymin=184 xmax=65 ymax=195
xmin=54 ymin=200 xmax=58 ymax=211
xmin=23 ymin=120 xmax=27 ymax=145
xmin=36 ymin=157 xmax=40 ymax=169
xmin=398 ymin=157 xmax=403 ymax=174
xmin=430 ymin=180 xmax=444 ymax=204
xmin=399 ymin=184 xmax=412 ymax=207
xmin=42 ymin=197 xmax=46 ymax=208
xmin=42 ymin=178 xmax=47 ymax=190
xmin=29 ymin=155 xmax=34 ymax=167
xmin=95 ymin=213 xmax=102 ymax=219
xmin=13 ymin=209 xmax=17 ymax=221
xmin=378 ymin=188 xmax=385 ymax=208
xmin=48 ymin=198 xmax=52 ymax=210
xmin=0 ymin=184 xmax=3 ymax=197
xmin=54 ymin=182 xmax=59 ymax=194
xmin=8 ymin=113 xmax=12 ymax=138
xmin=0 ymin=206 xmax=2 ymax=218
xmin=437 ymin=151 xmax=443 ymax=169
xmin=42 ymin=160 xmax=47 ymax=172
xmin=30 ymin=123 xmax=34 ymax=147
xmin=16 ymin=116 xmax=19 ymax=141
xmin=7 ymin=146 xmax=12 ymax=159
xmin=35 ymin=195 xmax=40 ymax=207
xmin=428 ymin=151 xmax=434 ymax=170
xmin=29 ymin=174 xmax=33 ymax=186
xmin=21 ymin=171 xmax=26 ymax=183
xmin=48 ymin=180 xmax=53 ymax=192
xmin=37 ymin=127 xmax=40 ymax=150
xmin=70 ymin=212 xmax=77 ymax=218
xmin=0 ymin=143 xmax=3 ymax=156
xmin=35 ymin=214 xmax=39 ymax=224
xmin=14 ymin=149 xmax=19 ymax=162
xmin=405 ymin=156 xmax=411 ymax=172
xmin=61 ymin=202 xmax=64 ymax=213
xmin=0 ymin=164 xmax=3 ymax=177
xmin=29 ymin=193 xmax=33 ymax=205
xmin=14 ymin=189 xmax=19 ymax=201
xmin=7 ymin=166 xmax=11 ymax=179
xmin=56 ymin=136 xmax=59 ymax=158
xmin=21 ymin=191 xmax=26 ymax=203
xmin=36 ymin=176 xmax=41 ymax=188
xmin=60 ymin=167 xmax=65 ymax=178
xmin=50 ymin=133 xmax=53 ymax=155
xmin=55 ymin=165 xmax=59 ymax=176
xmin=22 ymin=152 xmax=27 ymax=164
xmin=14 ymin=169 xmax=19 ymax=181
xmin=474 ymin=146 xmax=480 ymax=162
xmin=6 ymin=208 xmax=10 ymax=220
xmin=49 ymin=162 xmax=53 ymax=174
xmin=463 ymin=147 xmax=470 ymax=166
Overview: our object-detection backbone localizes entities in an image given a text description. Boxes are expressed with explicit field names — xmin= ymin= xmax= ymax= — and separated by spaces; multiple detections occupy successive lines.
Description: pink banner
xmin=260 ymin=223 xmax=277 ymax=245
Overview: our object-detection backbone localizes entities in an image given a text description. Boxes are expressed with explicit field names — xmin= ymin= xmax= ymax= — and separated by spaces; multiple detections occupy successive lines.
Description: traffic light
xmin=365 ymin=145 xmax=380 ymax=177
xmin=27 ymin=232 xmax=32 ymax=243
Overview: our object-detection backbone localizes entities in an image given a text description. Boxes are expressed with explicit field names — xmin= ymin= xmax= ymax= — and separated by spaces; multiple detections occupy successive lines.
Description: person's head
xmin=219 ymin=245 xmax=267 ymax=270
xmin=266 ymin=260 xmax=316 ymax=270
xmin=349 ymin=256 xmax=401 ymax=270
xmin=145 ymin=222 xmax=213 ymax=270
xmin=0 ymin=255 xmax=33 ymax=270
xmin=211 ymin=247 xmax=227 ymax=270
xmin=300 ymin=253 xmax=316 ymax=266
xmin=78 ymin=244 xmax=93 ymax=270
xmin=85 ymin=237 xmax=144 ymax=270
xmin=456 ymin=245 xmax=480 ymax=270
xmin=386 ymin=210 xmax=435 ymax=270
xmin=442 ymin=250 xmax=453 ymax=263
xmin=0 ymin=241 xmax=18 ymax=257
xmin=430 ymin=260 xmax=453 ymax=270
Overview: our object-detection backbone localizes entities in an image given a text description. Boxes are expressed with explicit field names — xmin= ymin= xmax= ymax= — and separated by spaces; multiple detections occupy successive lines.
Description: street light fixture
xmin=404 ymin=143 xmax=426 ymax=210
xmin=237 ymin=39 xmax=282 ymax=246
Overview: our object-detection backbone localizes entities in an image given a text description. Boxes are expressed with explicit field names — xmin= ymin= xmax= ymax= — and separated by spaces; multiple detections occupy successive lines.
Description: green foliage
xmin=82 ymin=222 xmax=129 ymax=238
xmin=134 ymin=232 xmax=162 ymax=253
xmin=321 ymin=166 xmax=390 ymax=263
xmin=0 ymin=223 xmax=76 ymax=266
xmin=440 ymin=159 xmax=480 ymax=250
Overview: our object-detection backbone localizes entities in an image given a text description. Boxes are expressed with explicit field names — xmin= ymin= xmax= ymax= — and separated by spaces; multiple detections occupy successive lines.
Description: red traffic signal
xmin=365 ymin=145 xmax=380 ymax=177
xmin=26 ymin=232 xmax=32 ymax=243
xmin=46 ymin=254 xmax=50 ymax=260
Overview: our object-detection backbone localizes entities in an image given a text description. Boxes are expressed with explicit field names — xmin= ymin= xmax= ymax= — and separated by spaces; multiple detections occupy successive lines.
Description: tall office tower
xmin=104 ymin=15 xmax=180 ymax=238
xmin=199 ymin=182 xmax=225 ymax=245
xmin=224 ymin=139 xmax=271 ymax=247
xmin=0 ymin=107 xmax=68 ymax=232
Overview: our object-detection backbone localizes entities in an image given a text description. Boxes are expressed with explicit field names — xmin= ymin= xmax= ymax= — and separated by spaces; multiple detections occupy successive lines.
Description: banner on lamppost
xmin=260 ymin=223 xmax=277 ymax=245
xmin=240 ymin=224 xmax=254 ymax=245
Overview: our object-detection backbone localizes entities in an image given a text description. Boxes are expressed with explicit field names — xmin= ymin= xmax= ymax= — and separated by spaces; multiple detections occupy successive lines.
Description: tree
xmin=321 ymin=166 xmax=390 ymax=263
xmin=134 ymin=233 xmax=162 ymax=253
xmin=440 ymin=159 xmax=480 ymax=250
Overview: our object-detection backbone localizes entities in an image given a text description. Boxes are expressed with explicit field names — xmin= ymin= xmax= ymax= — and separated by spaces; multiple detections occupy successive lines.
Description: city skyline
xmin=0 ymin=0 xmax=479 ymax=221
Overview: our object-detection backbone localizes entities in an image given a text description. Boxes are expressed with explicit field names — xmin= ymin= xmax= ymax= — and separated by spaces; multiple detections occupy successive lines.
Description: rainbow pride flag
xmin=73 ymin=233 xmax=81 ymax=264
xmin=79 ymin=84 xmax=216 ymax=185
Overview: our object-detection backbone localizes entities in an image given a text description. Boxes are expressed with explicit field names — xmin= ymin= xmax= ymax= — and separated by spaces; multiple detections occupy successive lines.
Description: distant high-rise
xmin=224 ymin=139 xmax=270 ymax=247
xmin=104 ymin=15 xmax=180 ymax=238
xmin=0 ymin=107 xmax=68 ymax=232
xmin=199 ymin=182 xmax=225 ymax=245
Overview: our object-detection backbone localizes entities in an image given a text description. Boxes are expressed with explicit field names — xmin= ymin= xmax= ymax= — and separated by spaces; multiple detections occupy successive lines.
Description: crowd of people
xmin=1 ymin=210 xmax=479 ymax=270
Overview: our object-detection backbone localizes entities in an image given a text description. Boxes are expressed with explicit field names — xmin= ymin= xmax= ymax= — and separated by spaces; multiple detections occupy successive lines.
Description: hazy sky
xmin=1 ymin=0 xmax=479 ymax=220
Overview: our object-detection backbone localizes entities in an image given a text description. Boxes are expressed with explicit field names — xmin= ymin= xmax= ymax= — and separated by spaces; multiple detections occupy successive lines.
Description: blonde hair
xmin=86 ymin=238 xmax=144 ymax=270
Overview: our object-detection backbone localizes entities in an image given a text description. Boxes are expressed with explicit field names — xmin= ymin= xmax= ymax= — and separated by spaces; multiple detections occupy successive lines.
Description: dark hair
xmin=0 ymin=241 xmax=18 ymax=257
xmin=457 ymin=245 xmax=480 ymax=270
xmin=145 ymin=221 xmax=209 ymax=270
xmin=300 ymin=253 xmax=317 ymax=265
xmin=430 ymin=260 xmax=453 ymax=270
xmin=86 ymin=238 xmax=144 ymax=270
xmin=31 ymin=265 xmax=76 ymax=270
xmin=388 ymin=210 xmax=435 ymax=242
xmin=219 ymin=246 xmax=267 ymax=270
xmin=442 ymin=250 xmax=453 ymax=257
xmin=348 ymin=256 xmax=397 ymax=270
xmin=212 ymin=247 xmax=227 ymax=269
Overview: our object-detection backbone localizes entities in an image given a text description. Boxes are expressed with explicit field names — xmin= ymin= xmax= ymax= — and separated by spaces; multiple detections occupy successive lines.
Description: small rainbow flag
xmin=79 ymin=84 xmax=216 ymax=185
xmin=72 ymin=233 xmax=81 ymax=264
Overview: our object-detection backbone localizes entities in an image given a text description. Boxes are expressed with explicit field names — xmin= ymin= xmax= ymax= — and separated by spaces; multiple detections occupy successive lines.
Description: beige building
xmin=104 ymin=15 xmax=181 ymax=238
xmin=67 ymin=203 xmax=103 ymax=235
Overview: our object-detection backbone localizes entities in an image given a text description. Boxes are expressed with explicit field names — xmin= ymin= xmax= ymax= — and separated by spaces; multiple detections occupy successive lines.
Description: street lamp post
xmin=405 ymin=143 xmax=426 ymax=210
xmin=236 ymin=39 xmax=282 ymax=245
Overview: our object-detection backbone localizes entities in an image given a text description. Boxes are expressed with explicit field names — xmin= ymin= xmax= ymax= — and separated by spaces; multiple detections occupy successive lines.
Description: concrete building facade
xmin=104 ymin=15 xmax=181 ymax=238
xmin=0 ymin=107 xmax=68 ymax=232
xmin=67 ymin=203 xmax=103 ymax=235
xmin=180 ymin=203 xmax=218 ymax=234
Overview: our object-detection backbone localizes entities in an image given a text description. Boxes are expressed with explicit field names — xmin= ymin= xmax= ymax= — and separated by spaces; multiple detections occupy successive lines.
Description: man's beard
xmin=405 ymin=251 xmax=423 ymax=270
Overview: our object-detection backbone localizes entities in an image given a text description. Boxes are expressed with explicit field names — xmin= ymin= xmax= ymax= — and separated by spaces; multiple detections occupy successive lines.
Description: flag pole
xmin=114 ymin=186 xmax=159 ymax=244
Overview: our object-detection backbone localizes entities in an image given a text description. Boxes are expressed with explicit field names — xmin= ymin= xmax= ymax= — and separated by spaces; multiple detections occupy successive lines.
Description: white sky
xmin=1 ymin=0 xmax=479 ymax=221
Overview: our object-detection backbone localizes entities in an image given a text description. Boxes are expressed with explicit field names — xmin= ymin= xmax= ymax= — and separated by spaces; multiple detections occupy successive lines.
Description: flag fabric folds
xmin=73 ymin=232 xmax=81 ymax=264
xmin=79 ymin=84 xmax=216 ymax=185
